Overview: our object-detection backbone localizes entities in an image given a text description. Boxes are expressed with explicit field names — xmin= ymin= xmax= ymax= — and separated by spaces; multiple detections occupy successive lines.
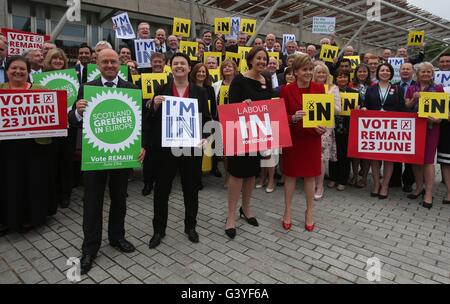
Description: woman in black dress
xmin=225 ymin=46 xmax=272 ymax=239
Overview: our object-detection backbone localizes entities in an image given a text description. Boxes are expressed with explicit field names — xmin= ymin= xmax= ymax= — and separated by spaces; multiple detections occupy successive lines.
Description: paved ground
xmin=1 ymin=165 xmax=450 ymax=284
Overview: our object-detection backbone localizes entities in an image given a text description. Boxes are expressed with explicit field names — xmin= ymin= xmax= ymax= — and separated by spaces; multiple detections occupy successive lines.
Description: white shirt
xmin=271 ymin=73 xmax=279 ymax=89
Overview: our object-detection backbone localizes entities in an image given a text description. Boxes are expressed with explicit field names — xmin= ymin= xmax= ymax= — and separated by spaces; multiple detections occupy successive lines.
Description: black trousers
xmin=81 ymin=169 xmax=129 ymax=255
xmin=391 ymin=163 xmax=414 ymax=187
xmin=143 ymin=151 xmax=155 ymax=186
xmin=329 ymin=132 xmax=351 ymax=185
xmin=152 ymin=150 xmax=202 ymax=234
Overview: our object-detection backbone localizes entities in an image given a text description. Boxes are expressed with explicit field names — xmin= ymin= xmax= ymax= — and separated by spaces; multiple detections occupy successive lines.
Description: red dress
xmin=281 ymin=81 xmax=324 ymax=177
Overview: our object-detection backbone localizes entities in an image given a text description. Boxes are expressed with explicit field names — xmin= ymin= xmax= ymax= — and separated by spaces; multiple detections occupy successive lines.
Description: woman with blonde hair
xmin=312 ymin=63 xmax=341 ymax=199
xmin=43 ymin=48 xmax=68 ymax=71
xmin=405 ymin=62 xmax=444 ymax=209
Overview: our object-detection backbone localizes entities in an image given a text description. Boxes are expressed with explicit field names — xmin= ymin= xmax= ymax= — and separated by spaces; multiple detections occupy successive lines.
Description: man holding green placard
xmin=68 ymin=49 xmax=146 ymax=275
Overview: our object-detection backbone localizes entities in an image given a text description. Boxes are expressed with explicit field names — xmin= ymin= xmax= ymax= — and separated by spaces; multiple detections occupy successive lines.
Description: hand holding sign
xmin=153 ymin=95 xmax=165 ymax=110
xmin=76 ymin=99 xmax=88 ymax=116
xmin=138 ymin=148 xmax=146 ymax=163
xmin=292 ymin=110 xmax=305 ymax=123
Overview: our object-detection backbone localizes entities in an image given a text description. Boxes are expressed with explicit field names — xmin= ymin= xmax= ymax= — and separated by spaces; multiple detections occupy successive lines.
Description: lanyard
xmin=378 ymin=84 xmax=390 ymax=107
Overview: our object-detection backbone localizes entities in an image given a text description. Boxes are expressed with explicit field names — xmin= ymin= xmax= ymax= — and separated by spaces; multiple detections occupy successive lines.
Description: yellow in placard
xmin=219 ymin=85 xmax=230 ymax=105
xmin=238 ymin=46 xmax=252 ymax=60
xmin=408 ymin=31 xmax=425 ymax=46
xmin=268 ymin=52 xmax=279 ymax=62
xmin=418 ymin=92 xmax=449 ymax=119
xmin=173 ymin=17 xmax=191 ymax=37
xmin=209 ymin=68 xmax=220 ymax=83
xmin=214 ymin=18 xmax=231 ymax=35
xmin=239 ymin=59 xmax=249 ymax=73
xmin=141 ymin=73 xmax=168 ymax=99
xmin=163 ymin=65 xmax=172 ymax=76
xmin=240 ymin=19 xmax=256 ymax=36
xmin=131 ymin=75 xmax=141 ymax=86
xmin=302 ymin=94 xmax=335 ymax=128
xmin=203 ymin=52 xmax=222 ymax=67
xmin=226 ymin=52 xmax=241 ymax=68
xmin=320 ymin=45 xmax=339 ymax=63
xmin=180 ymin=41 xmax=198 ymax=61
xmin=344 ymin=56 xmax=361 ymax=70
xmin=340 ymin=93 xmax=359 ymax=116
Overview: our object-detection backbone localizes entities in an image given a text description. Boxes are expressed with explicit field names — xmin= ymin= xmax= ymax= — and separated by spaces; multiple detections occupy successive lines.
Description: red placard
xmin=218 ymin=99 xmax=292 ymax=156
xmin=0 ymin=89 xmax=68 ymax=140
xmin=1 ymin=28 xmax=50 ymax=56
xmin=348 ymin=110 xmax=426 ymax=164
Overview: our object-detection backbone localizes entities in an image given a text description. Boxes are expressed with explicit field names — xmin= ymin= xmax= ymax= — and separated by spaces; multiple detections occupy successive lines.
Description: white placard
xmin=282 ymin=34 xmax=296 ymax=54
xmin=162 ymin=96 xmax=201 ymax=147
xmin=434 ymin=71 xmax=450 ymax=88
xmin=226 ymin=17 xmax=241 ymax=40
xmin=388 ymin=57 xmax=405 ymax=83
xmin=112 ymin=12 xmax=135 ymax=39
xmin=312 ymin=17 xmax=336 ymax=34
xmin=134 ymin=39 xmax=156 ymax=68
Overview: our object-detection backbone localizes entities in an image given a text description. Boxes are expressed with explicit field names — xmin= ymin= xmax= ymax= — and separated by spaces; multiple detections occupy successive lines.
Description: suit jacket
xmin=75 ymin=63 xmax=88 ymax=84
xmin=68 ymin=77 xmax=149 ymax=149
xmin=364 ymin=83 xmax=405 ymax=112
xmin=147 ymin=80 xmax=211 ymax=151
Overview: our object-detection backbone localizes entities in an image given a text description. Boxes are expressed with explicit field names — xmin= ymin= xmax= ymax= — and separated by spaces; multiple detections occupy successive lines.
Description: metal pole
xmin=50 ymin=14 xmax=69 ymax=42
xmin=190 ymin=0 xmax=197 ymax=39
xmin=247 ymin=0 xmax=284 ymax=46
xmin=298 ymin=8 xmax=304 ymax=45
xmin=431 ymin=46 xmax=450 ymax=64
xmin=338 ymin=20 xmax=369 ymax=57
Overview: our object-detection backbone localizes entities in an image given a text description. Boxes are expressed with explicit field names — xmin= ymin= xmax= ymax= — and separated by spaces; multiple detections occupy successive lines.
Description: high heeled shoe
xmin=239 ymin=207 xmax=259 ymax=226
xmin=282 ymin=221 xmax=291 ymax=230
xmin=422 ymin=199 xmax=433 ymax=210
xmin=225 ymin=228 xmax=236 ymax=239
xmin=370 ymin=186 xmax=381 ymax=197
xmin=407 ymin=189 xmax=425 ymax=200
xmin=305 ymin=223 xmax=315 ymax=232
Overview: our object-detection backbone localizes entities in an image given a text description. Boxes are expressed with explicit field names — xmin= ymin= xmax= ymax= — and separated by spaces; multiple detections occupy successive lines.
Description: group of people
xmin=0 ymin=22 xmax=449 ymax=276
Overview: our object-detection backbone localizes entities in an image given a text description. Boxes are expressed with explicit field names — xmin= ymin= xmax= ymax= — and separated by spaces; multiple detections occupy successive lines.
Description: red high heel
xmin=282 ymin=221 xmax=291 ymax=230
xmin=305 ymin=223 xmax=315 ymax=232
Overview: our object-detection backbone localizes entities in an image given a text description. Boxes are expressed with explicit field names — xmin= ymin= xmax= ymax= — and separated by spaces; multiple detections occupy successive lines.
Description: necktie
xmin=401 ymin=82 xmax=408 ymax=97
xmin=105 ymin=81 xmax=115 ymax=87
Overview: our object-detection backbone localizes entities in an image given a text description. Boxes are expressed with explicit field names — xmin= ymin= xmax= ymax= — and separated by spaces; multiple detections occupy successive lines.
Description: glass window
xmin=92 ymin=26 xmax=99 ymax=47
xmin=12 ymin=15 xmax=31 ymax=32
xmin=51 ymin=22 xmax=86 ymax=38
xmin=103 ymin=28 xmax=115 ymax=48
xmin=55 ymin=40 xmax=83 ymax=66
xmin=36 ymin=18 xmax=46 ymax=35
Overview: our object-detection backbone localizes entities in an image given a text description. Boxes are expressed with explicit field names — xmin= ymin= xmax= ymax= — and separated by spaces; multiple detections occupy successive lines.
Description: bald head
xmin=97 ymin=49 xmax=120 ymax=80
xmin=266 ymin=34 xmax=276 ymax=49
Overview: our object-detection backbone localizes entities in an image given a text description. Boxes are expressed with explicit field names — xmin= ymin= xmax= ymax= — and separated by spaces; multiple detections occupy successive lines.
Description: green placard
xmin=86 ymin=64 xmax=129 ymax=82
xmin=32 ymin=68 xmax=79 ymax=112
xmin=81 ymin=86 xmax=142 ymax=171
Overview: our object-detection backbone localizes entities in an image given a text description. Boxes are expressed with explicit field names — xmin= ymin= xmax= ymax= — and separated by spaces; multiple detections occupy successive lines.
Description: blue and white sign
xmin=226 ymin=17 xmax=241 ymax=40
xmin=388 ymin=57 xmax=405 ymax=83
xmin=282 ymin=34 xmax=296 ymax=54
xmin=162 ymin=96 xmax=201 ymax=147
xmin=112 ymin=12 xmax=135 ymax=39
xmin=312 ymin=17 xmax=336 ymax=34
xmin=134 ymin=39 xmax=156 ymax=68
xmin=434 ymin=71 xmax=450 ymax=88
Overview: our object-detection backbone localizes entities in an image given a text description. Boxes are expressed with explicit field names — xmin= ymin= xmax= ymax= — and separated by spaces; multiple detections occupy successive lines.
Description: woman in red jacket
xmin=280 ymin=54 xmax=326 ymax=232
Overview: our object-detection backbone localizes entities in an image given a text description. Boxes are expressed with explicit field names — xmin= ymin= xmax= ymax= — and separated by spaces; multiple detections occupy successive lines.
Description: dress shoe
xmin=110 ymin=239 xmax=135 ymax=253
xmin=239 ymin=207 xmax=259 ymax=226
xmin=402 ymin=184 xmax=413 ymax=193
xmin=184 ymin=228 xmax=199 ymax=243
xmin=225 ymin=228 xmax=236 ymax=239
xmin=80 ymin=254 xmax=96 ymax=275
xmin=422 ymin=201 xmax=433 ymax=210
xmin=142 ymin=184 xmax=152 ymax=196
xmin=443 ymin=199 xmax=450 ymax=205
xmin=148 ymin=233 xmax=165 ymax=249
xmin=265 ymin=187 xmax=275 ymax=193
xmin=336 ymin=184 xmax=346 ymax=191
xmin=305 ymin=223 xmax=315 ymax=232
xmin=282 ymin=221 xmax=291 ymax=230
xmin=371 ymin=186 xmax=381 ymax=197
xmin=407 ymin=189 xmax=425 ymax=200
xmin=211 ymin=169 xmax=222 ymax=178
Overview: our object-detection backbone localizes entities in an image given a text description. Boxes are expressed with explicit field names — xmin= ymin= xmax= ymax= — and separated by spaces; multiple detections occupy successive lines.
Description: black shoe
xmin=148 ymin=233 xmax=165 ymax=249
xmin=184 ymin=228 xmax=199 ymax=243
xmin=80 ymin=253 xmax=96 ymax=275
xmin=443 ymin=199 xmax=450 ymax=205
xmin=225 ymin=228 xmax=236 ymax=239
xmin=110 ymin=239 xmax=135 ymax=253
xmin=239 ymin=207 xmax=259 ymax=226
xmin=407 ymin=189 xmax=425 ymax=200
xmin=402 ymin=185 xmax=413 ymax=193
xmin=378 ymin=193 xmax=388 ymax=200
xmin=211 ymin=169 xmax=222 ymax=178
xmin=141 ymin=184 xmax=152 ymax=196
xmin=422 ymin=201 xmax=433 ymax=210
xmin=59 ymin=199 xmax=70 ymax=209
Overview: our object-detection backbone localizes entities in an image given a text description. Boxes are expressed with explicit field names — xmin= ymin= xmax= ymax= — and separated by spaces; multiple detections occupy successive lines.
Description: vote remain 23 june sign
xmin=348 ymin=110 xmax=426 ymax=164
xmin=0 ymin=89 xmax=68 ymax=140
xmin=1 ymin=28 xmax=50 ymax=56
xmin=218 ymin=99 xmax=292 ymax=156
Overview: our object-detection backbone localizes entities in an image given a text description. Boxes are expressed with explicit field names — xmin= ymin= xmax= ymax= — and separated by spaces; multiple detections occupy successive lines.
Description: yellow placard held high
xmin=340 ymin=93 xmax=359 ymax=116
xmin=418 ymin=92 xmax=449 ymax=119
xmin=239 ymin=59 xmax=249 ymax=73
xmin=131 ymin=75 xmax=141 ymax=86
xmin=219 ymin=85 xmax=230 ymax=105
xmin=344 ymin=56 xmax=361 ymax=70
xmin=408 ymin=31 xmax=425 ymax=46
xmin=172 ymin=17 xmax=191 ymax=37
xmin=203 ymin=52 xmax=222 ymax=67
xmin=240 ymin=19 xmax=256 ymax=36
xmin=268 ymin=52 xmax=280 ymax=62
xmin=180 ymin=41 xmax=198 ymax=61
xmin=163 ymin=65 xmax=172 ymax=76
xmin=225 ymin=52 xmax=241 ymax=68
xmin=320 ymin=45 xmax=339 ymax=63
xmin=238 ymin=46 xmax=252 ymax=60
xmin=209 ymin=68 xmax=220 ymax=83
xmin=214 ymin=18 xmax=231 ymax=35
xmin=141 ymin=73 xmax=168 ymax=99
xmin=302 ymin=94 xmax=335 ymax=128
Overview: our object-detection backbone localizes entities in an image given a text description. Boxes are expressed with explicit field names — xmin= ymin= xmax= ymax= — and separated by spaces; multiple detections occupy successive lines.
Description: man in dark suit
xmin=69 ymin=49 xmax=146 ymax=275
xmin=75 ymin=43 xmax=92 ymax=84
xmin=391 ymin=62 xmax=416 ymax=192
